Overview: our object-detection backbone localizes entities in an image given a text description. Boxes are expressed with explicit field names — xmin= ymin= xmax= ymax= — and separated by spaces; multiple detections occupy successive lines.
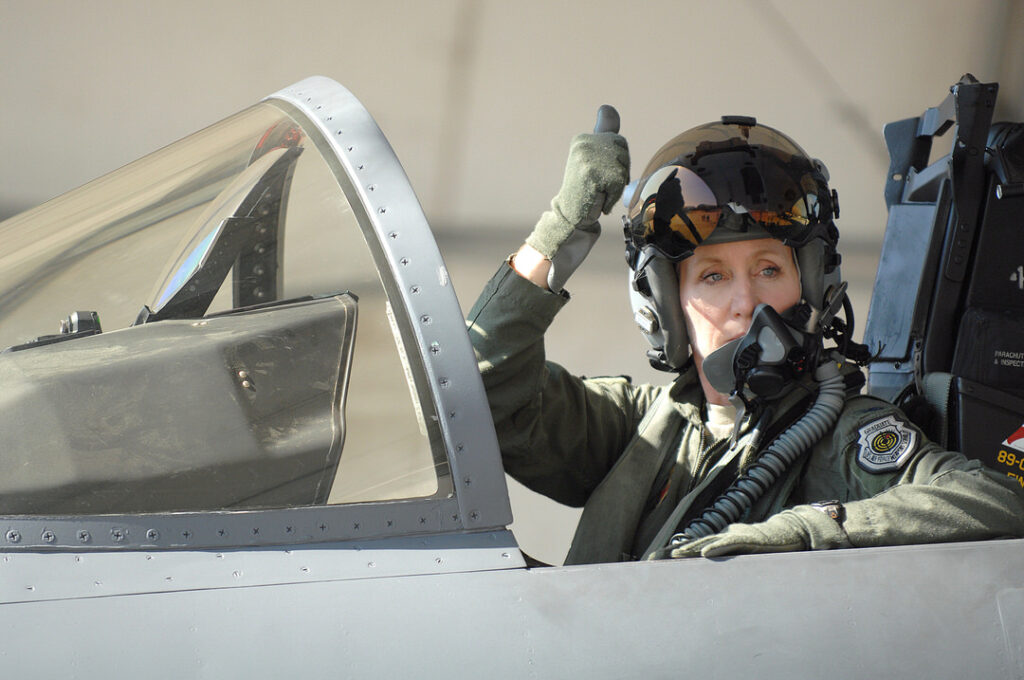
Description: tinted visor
xmin=627 ymin=122 xmax=833 ymax=261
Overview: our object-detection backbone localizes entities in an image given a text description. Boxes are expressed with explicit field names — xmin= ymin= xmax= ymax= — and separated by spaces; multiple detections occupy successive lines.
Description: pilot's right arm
xmin=466 ymin=261 xmax=661 ymax=507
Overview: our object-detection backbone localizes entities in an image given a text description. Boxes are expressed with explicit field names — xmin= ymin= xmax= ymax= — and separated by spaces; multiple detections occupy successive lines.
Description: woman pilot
xmin=466 ymin=112 xmax=1024 ymax=565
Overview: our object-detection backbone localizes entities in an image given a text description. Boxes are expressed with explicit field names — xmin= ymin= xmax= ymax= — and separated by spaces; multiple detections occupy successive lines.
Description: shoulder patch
xmin=856 ymin=415 xmax=917 ymax=473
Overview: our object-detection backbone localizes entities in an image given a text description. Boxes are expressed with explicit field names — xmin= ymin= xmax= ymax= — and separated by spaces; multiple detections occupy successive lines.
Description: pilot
xmin=466 ymin=113 xmax=1024 ymax=565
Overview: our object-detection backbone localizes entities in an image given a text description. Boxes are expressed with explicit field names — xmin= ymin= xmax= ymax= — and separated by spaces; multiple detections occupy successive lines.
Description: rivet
xmin=254 ymin=244 xmax=265 ymax=255
xmin=238 ymin=370 xmax=249 ymax=379
xmin=241 ymin=380 xmax=253 ymax=389
xmin=253 ymin=288 xmax=265 ymax=299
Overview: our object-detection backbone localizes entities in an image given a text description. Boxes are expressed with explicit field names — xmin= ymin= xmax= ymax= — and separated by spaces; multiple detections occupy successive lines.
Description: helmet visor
xmin=627 ymin=122 xmax=832 ymax=261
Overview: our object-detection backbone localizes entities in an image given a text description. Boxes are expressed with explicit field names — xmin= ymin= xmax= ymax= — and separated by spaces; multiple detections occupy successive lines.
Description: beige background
xmin=1 ymin=0 xmax=1021 ymax=563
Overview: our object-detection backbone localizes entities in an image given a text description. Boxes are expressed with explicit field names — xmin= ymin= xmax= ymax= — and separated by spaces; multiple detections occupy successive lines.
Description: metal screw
xmin=400 ymin=257 xmax=410 ymax=266
xmin=430 ymin=342 xmax=441 ymax=355
xmin=420 ymin=315 xmax=432 ymax=325
xmin=439 ymin=378 xmax=450 ymax=388
xmin=388 ymin=231 xmax=398 ymax=239
xmin=78 ymin=530 xmax=91 ymax=543
xmin=410 ymin=285 xmax=420 ymax=294
xmin=41 ymin=530 xmax=56 ymax=544
xmin=111 ymin=528 xmax=126 ymax=543
xmin=6 ymin=530 xmax=20 ymax=543
xmin=146 ymin=529 xmax=159 ymax=542
xmin=469 ymin=511 xmax=480 ymax=521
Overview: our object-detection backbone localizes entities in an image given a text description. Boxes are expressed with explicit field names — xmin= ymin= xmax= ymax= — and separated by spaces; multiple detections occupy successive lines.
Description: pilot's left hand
xmin=668 ymin=506 xmax=850 ymax=558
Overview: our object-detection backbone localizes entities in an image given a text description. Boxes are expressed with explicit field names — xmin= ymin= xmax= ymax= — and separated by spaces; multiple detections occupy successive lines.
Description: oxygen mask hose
xmin=670 ymin=357 xmax=847 ymax=544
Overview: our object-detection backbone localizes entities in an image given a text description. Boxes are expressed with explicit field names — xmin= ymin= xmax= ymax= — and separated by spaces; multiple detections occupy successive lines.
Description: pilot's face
xmin=678 ymin=237 xmax=801 ymax=404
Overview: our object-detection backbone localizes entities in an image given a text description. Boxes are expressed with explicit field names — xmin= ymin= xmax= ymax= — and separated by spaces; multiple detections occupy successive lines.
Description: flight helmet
xmin=624 ymin=116 xmax=842 ymax=372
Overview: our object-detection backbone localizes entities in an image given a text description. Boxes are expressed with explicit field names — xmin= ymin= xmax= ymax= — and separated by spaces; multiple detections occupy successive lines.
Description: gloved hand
xmin=668 ymin=506 xmax=851 ymax=559
xmin=525 ymin=105 xmax=629 ymax=292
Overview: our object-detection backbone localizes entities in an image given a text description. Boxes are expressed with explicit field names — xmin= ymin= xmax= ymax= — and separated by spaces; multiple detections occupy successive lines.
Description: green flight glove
xmin=669 ymin=505 xmax=852 ymax=559
xmin=525 ymin=105 xmax=629 ymax=292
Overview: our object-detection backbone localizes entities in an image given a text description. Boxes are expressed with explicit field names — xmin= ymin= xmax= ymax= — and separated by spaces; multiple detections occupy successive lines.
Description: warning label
xmin=993 ymin=350 xmax=1024 ymax=367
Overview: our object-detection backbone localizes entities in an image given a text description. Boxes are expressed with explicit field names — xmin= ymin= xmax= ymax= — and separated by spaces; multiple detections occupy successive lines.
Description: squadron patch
xmin=856 ymin=415 xmax=917 ymax=473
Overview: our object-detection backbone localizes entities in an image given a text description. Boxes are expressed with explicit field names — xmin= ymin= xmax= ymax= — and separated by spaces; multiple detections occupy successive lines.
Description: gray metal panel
xmin=0 ymin=530 xmax=523 ymax=604
xmin=264 ymin=77 xmax=511 ymax=533
xmin=1 ymin=538 xmax=1021 ymax=678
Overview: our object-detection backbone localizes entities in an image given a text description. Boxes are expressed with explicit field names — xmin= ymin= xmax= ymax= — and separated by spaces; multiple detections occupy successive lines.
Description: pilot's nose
xmin=731 ymin=276 xmax=758 ymax=322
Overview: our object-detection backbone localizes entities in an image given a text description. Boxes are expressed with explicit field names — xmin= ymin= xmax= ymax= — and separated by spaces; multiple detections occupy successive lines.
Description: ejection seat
xmin=864 ymin=74 xmax=1024 ymax=489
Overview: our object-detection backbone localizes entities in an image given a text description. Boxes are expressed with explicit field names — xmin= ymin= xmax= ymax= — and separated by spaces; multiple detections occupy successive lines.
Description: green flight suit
xmin=467 ymin=263 xmax=1024 ymax=565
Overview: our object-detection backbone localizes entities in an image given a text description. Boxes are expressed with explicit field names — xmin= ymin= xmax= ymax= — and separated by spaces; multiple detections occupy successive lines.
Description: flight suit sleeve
xmin=466 ymin=262 xmax=660 ymax=507
xmin=798 ymin=396 xmax=1024 ymax=548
